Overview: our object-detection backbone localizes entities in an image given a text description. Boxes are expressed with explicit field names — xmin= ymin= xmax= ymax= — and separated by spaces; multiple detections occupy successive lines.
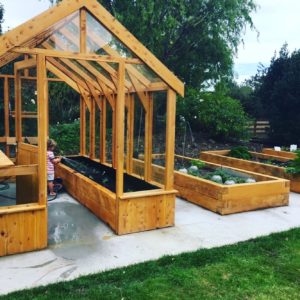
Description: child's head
xmin=47 ymin=139 xmax=57 ymax=151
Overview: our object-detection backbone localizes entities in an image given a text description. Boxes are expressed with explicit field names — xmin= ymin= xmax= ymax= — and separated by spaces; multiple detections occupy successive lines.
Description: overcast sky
xmin=1 ymin=0 xmax=299 ymax=82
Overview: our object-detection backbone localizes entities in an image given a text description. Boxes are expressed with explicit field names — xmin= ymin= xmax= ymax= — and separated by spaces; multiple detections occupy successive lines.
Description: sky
xmin=1 ymin=0 xmax=299 ymax=83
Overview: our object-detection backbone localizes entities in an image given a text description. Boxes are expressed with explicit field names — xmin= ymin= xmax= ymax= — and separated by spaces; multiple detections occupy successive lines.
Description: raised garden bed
xmin=132 ymin=155 xmax=289 ymax=215
xmin=200 ymin=150 xmax=300 ymax=193
xmin=262 ymin=148 xmax=297 ymax=159
xmin=56 ymin=156 xmax=176 ymax=235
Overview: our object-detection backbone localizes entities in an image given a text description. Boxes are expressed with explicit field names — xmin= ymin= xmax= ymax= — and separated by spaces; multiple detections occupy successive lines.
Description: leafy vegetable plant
xmin=285 ymin=151 xmax=300 ymax=175
xmin=229 ymin=146 xmax=252 ymax=160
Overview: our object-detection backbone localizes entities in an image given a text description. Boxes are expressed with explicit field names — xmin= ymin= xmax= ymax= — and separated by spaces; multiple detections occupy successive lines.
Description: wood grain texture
xmin=200 ymin=150 xmax=299 ymax=193
xmin=56 ymin=159 xmax=176 ymax=235
xmin=0 ymin=208 xmax=47 ymax=257
xmin=262 ymin=148 xmax=297 ymax=159
xmin=132 ymin=156 xmax=289 ymax=215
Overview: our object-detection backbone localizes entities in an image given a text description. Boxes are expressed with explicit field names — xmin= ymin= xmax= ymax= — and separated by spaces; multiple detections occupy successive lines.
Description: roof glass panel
xmin=86 ymin=12 xmax=136 ymax=59
xmin=38 ymin=11 xmax=80 ymax=52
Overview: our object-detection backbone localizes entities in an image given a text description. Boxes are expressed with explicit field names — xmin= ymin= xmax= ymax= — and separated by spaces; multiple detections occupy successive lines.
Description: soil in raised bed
xmin=226 ymin=154 xmax=293 ymax=168
xmin=61 ymin=156 xmax=158 ymax=193
xmin=153 ymin=157 xmax=258 ymax=185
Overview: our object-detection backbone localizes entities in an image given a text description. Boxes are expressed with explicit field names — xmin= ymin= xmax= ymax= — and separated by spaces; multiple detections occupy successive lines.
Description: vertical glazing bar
xmin=37 ymin=54 xmax=48 ymax=205
xmin=4 ymin=77 xmax=10 ymax=156
xmin=165 ymin=89 xmax=176 ymax=190
xmin=116 ymin=62 xmax=125 ymax=197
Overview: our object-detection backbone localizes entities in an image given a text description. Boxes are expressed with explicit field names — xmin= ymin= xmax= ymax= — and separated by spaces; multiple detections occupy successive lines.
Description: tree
xmin=255 ymin=44 xmax=300 ymax=145
xmin=46 ymin=0 xmax=257 ymax=89
xmin=0 ymin=2 xmax=4 ymax=35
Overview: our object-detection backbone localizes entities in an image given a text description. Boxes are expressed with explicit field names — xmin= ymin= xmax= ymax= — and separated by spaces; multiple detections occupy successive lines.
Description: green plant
xmin=191 ymin=159 xmax=205 ymax=169
xmin=177 ymin=88 xmax=252 ymax=142
xmin=50 ymin=121 xmax=80 ymax=155
xmin=229 ymin=146 xmax=252 ymax=160
xmin=285 ymin=151 xmax=300 ymax=175
xmin=265 ymin=159 xmax=275 ymax=165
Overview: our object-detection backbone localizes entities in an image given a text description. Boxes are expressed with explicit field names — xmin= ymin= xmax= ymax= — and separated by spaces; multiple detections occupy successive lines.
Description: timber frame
xmin=0 ymin=0 xmax=184 ymax=255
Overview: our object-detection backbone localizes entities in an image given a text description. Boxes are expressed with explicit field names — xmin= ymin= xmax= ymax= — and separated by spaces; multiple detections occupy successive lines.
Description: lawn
xmin=2 ymin=228 xmax=300 ymax=300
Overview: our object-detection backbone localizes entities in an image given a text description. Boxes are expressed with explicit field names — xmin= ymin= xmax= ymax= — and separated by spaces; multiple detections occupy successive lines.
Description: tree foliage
xmin=177 ymin=87 xmax=251 ymax=141
xmin=47 ymin=0 xmax=257 ymax=89
xmin=0 ymin=2 xmax=4 ymax=35
xmin=255 ymin=44 xmax=300 ymax=145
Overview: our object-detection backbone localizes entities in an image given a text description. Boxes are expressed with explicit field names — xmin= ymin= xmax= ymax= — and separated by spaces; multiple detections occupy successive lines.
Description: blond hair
xmin=47 ymin=139 xmax=57 ymax=150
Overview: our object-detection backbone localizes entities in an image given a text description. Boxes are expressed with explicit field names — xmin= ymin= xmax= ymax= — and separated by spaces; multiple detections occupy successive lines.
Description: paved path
xmin=0 ymin=192 xmax=299 ymax=295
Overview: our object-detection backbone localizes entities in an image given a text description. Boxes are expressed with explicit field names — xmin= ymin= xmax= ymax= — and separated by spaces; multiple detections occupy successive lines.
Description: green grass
xmin=2 ymin=228 xmax=300 ymax=300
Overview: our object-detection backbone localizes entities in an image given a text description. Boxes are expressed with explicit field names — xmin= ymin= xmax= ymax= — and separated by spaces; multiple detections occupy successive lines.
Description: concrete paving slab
xmin=0 ymin=192 xmax=299 ymax=295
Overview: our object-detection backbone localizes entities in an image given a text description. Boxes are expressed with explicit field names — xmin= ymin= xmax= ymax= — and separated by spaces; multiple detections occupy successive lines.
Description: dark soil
xmin=251 ymin=157 xmax=292 ymax=168
xmin=61 ymin=156 xmax=158 ymax=193
xmin=173 ymin=132 xmax=264 ymax=158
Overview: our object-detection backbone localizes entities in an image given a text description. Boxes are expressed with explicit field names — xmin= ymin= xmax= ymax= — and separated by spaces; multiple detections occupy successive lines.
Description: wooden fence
xmin=248 ymin=120 xmax=270 ymax=140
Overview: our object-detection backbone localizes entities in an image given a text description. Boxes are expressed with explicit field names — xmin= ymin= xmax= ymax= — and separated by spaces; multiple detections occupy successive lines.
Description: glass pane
xmin=86 ymin=12 xmax=136 ymax=58
xmin=39 ymin=11 xmax=80 ymax=52
xmin=130 ymin=64 xmax=162 ymax=83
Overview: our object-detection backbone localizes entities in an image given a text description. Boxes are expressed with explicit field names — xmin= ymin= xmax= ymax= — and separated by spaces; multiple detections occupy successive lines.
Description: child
xmin=47 ymin=139 xmax=61 ymax=196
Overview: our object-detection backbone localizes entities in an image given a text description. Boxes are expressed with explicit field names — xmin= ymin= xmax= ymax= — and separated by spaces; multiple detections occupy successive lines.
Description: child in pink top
xmin=47 ymin=139 xmax=61 ymax=196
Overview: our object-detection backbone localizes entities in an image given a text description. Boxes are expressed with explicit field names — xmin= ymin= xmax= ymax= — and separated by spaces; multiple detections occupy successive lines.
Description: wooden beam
xmin=80 ymin=96 xmax=86 ymax=156
xmin=0 ymin=74 xmax=63 ymax=82
xmin=81 ymin=23 xmax=152 ymax=87
xmin=115 ymin=62 xmax=125 ymax=197
xmin=100 ymin=96 xmax=106 ymax=163
xmin=12 ymin=47 xmax=142 ymax=64
xmin=46 ymin=60 xmax=84 ymax=95
xmin=0 ymin=0 xmax=85 ymax=56
xmin=24 ymin=54 xmax=30 ymax=77
xmin=14 ymin=58 xmax=36 ymax=71
xmin=96 ymin=77 xmax=115 ymax=108
xmin=14 ymin=68 xmax=22 ymax=143
xmin=144 ymin=93 xmax=153 ymax=181
xmin=37 ymin=54 xmax=48 ymax=205
xmin=165 ymin=89 xmax=176 ymax=190
xmin=126 ymin=94 xmax=135 ymax=174
xmin=89 ymin=97 xmax=96 ymax=159
xmin=57 ymin=26 xmax=132 ymax=90
xmin=46 ymin=56 xmax=90 ymax=95
xmin=4 ymin=77 xmax=10 ymax=156
xmin=84 ymin=0 xmax=184 ymax=96
xmin=80 ymin=8 xmax=87 ymax=54
xmin=127 ymin=71 xmax=148 ymax=110
xmin=0 ymin=165 xmax=38 ymax=177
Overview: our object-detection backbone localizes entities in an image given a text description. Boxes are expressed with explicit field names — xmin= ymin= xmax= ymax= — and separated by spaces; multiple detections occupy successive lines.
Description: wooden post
xmin=126 ymin=94 xmax=135 ymax=174
xmin=80 ymin=96 xmax=86 ymax=156
xmin=80 ymin=8 xmax=87 ymax=53
xmin=112 ymin=96 xmax=116 ymax=168
xmin=100 ymin=96 xmax=106 ymax=163
xmin=115 ymin=62 xmax=125 ymax=197
xmin=37 ymin=54 xmax=48 ymax=205
xmin=80 ymin=7 xmax=87 ymax=156
xmin=14 ymin=68 xmax=22 ymax=144
xmin=144 ymin=93 xmax=153 ymax=181
xmin=89 ymin=97 xmax=96 ymax=159
xmin=24 ymin=54 xmax=29 ymax=77
xmin=165 ymin=89 xmax=176 ymax=190
xmin=4 ymin=77 xmax=10 ymax=156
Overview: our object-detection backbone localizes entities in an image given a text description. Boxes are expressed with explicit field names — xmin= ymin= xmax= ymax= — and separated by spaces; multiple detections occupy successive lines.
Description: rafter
xmin=46 ymin=60 xmax=84 ymax=95
xmin=46 ymin=56 xmax=90 ymax=94
xmin=56 ymin=27 xmax=133 ymax=90
xmin=12 ymin=47 xmax=142 ymax=64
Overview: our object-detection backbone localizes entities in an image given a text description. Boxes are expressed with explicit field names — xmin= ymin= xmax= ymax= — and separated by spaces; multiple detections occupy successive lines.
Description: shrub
xmin=50 ymin=121 xmax=80 ymax=155
xmin=286 ymin=151 xmax=300 ymax=175
xmin=229 ymin=146 xmax=252 ymax=160
xmin=177 ymin=88 xmax=251 ymax=141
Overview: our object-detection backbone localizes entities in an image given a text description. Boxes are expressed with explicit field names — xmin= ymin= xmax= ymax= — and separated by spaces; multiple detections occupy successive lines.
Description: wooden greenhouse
xmin=0 ymin=0 xmax=184 ymax=256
